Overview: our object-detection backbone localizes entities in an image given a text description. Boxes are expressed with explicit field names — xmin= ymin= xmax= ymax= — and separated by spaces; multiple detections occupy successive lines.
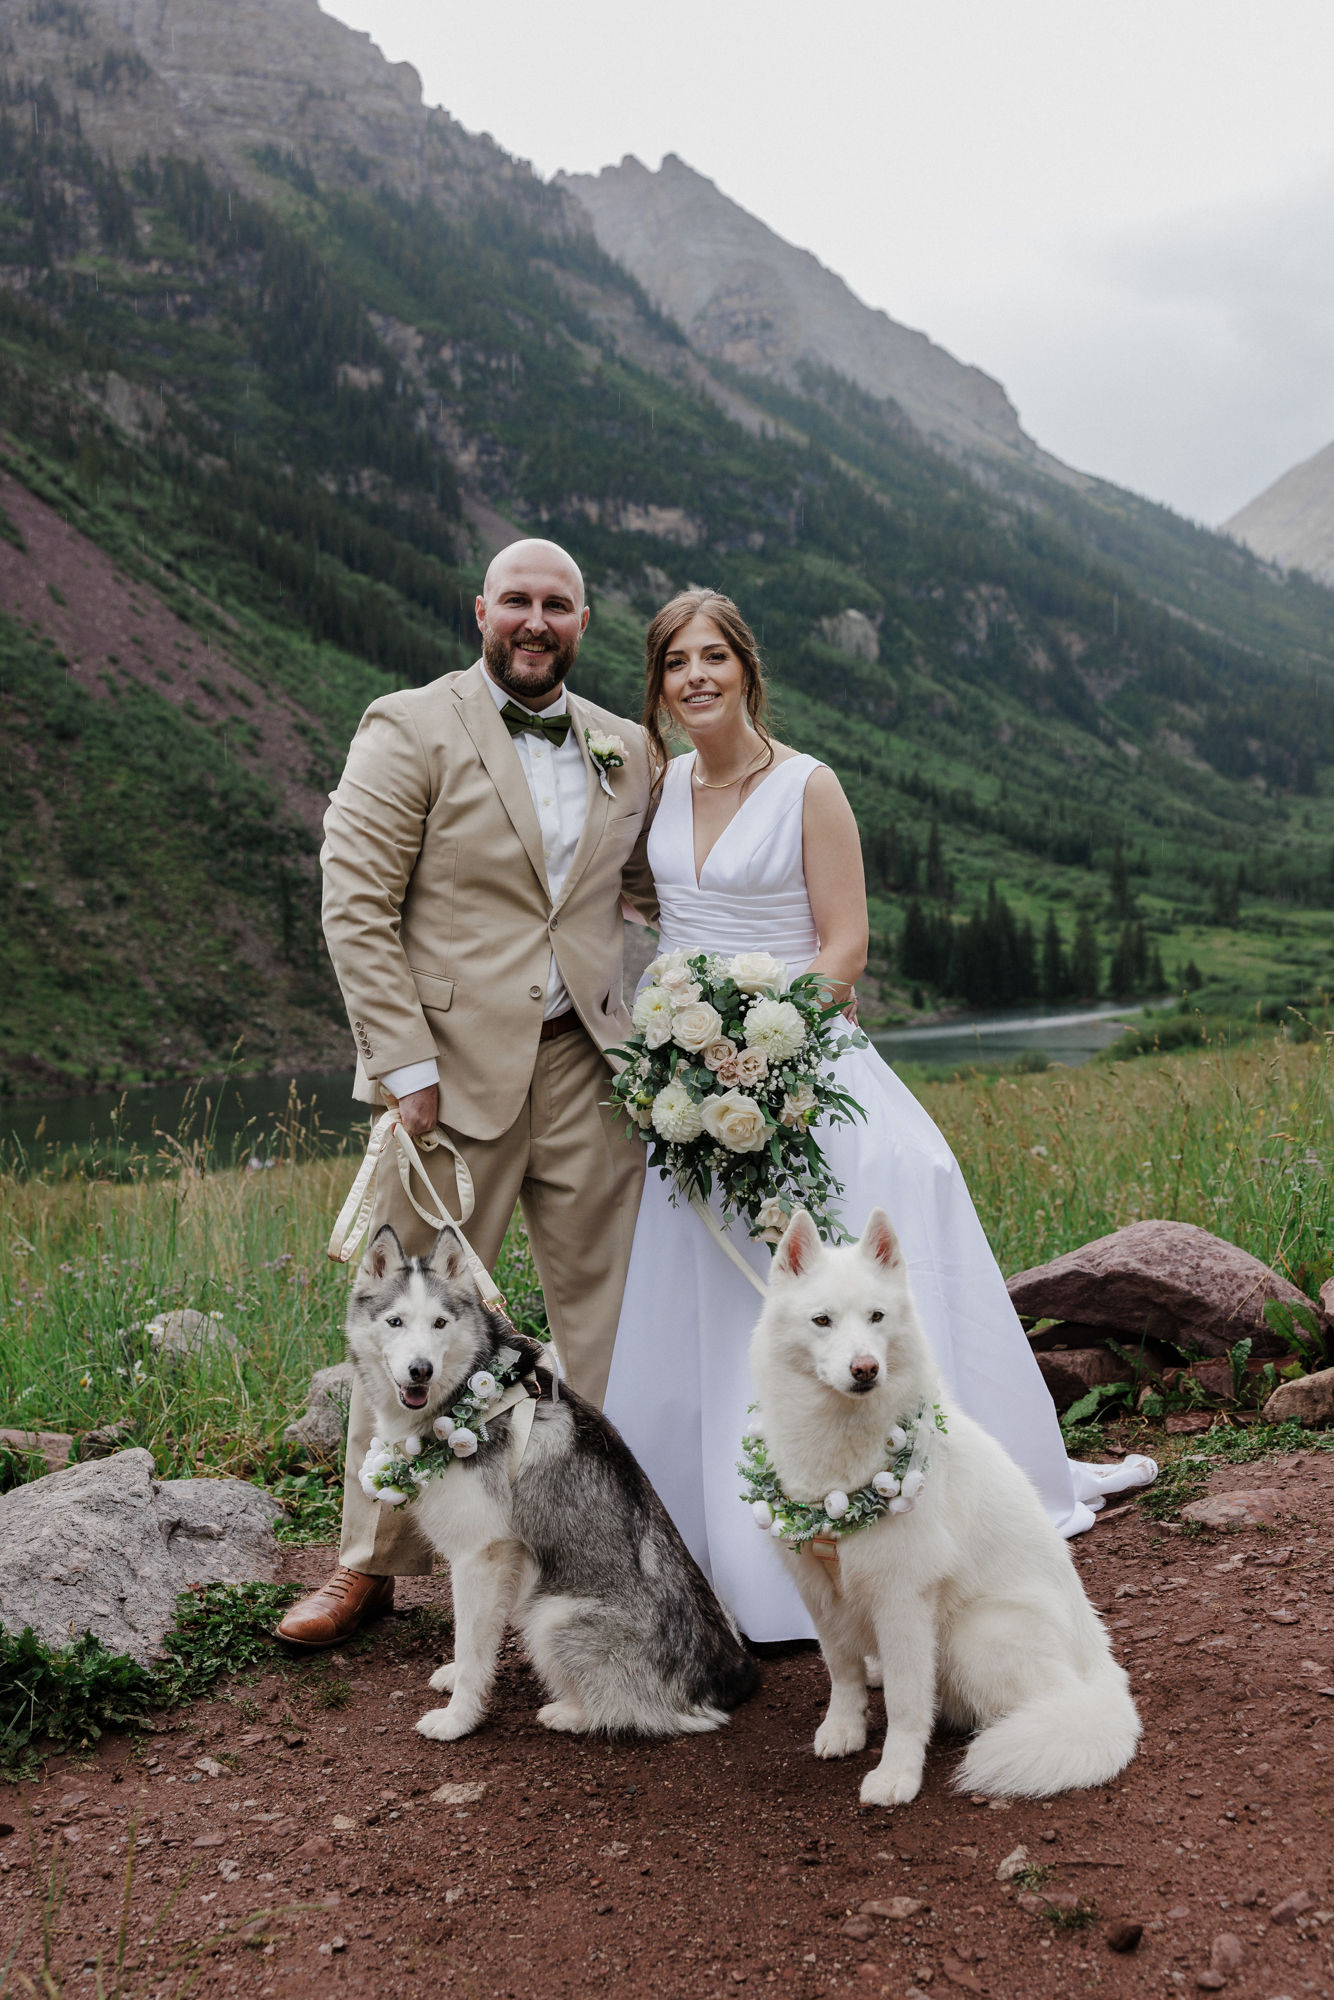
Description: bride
xmin=604 ymin=589 xmax=1155 ymax=1643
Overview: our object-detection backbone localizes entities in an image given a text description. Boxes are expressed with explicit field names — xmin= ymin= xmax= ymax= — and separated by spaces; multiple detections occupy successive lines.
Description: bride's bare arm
xmin=801 ymin=767 xmax=869 ymax=1010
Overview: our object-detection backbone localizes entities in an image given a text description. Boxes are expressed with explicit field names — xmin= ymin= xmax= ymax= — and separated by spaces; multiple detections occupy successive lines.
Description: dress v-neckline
xmin=685 ymin=752 xmax=804 ymax=888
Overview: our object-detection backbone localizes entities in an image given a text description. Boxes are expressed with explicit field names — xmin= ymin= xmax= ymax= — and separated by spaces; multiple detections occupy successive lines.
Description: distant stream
xmin=3 ymin=1003 xmax=1141 ymax=1164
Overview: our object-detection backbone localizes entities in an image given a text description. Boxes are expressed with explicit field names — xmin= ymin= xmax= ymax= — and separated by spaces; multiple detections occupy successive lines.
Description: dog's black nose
xmin=407 ymin=1357 xmax=434 ymax=1384
xmin=849 ymin=1354 xmax=879 ymax=1386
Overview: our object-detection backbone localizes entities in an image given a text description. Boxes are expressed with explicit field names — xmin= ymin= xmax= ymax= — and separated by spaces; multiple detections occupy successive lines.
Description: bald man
xmin=279 ymin=539 xmax=656 ymax=1647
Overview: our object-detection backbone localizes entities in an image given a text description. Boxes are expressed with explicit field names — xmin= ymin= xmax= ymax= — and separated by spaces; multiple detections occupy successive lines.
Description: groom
xmin=278 ymin=537 xmax=656 ymax=1648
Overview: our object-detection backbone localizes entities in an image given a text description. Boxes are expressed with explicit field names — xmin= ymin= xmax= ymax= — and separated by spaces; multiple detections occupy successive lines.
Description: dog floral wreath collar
xmin=738 ymin=1401 xmax=947 ymax=1551
xmin=359 ymin=1351 xmax=533 ymax=1506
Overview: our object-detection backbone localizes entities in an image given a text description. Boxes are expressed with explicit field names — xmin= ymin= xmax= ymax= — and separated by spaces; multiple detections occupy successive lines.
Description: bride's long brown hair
xmin=642 ymin=589 xmax=773 ymax=780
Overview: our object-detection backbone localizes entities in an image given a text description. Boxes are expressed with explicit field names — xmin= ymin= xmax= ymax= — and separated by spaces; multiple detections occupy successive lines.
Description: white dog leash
xmin=327 ymin=1107 xmax=510 ymax=1319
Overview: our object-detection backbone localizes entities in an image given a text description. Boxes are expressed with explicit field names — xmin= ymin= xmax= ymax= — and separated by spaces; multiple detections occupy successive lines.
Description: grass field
xmin=1 ymin=1033 xmax=1330 ymax=1504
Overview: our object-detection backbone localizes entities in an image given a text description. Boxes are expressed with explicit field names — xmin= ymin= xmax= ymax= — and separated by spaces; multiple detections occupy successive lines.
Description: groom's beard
xmin=482 ymin=626 xmax=579 ymax=703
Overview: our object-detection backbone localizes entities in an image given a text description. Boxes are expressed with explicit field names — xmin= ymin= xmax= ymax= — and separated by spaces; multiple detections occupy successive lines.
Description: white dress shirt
xmin=380 ymin=667 xmax=589 ymax=1102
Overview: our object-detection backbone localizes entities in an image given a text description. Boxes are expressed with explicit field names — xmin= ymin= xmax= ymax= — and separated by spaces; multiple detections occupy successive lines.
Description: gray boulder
xmin=283 ymin=1361 xmax=355 ymax=1457
xmin=1007 ymin=1221 xmax=1319 ymax=1359
xmin=147 ymin=1308 xmax=242 ymax=1365
xmin=0 ymin=1448 xmax=281 ymax=1664
xmin=1261 ymin=1366 xmax=1334 ymax=1427
xmin=0 ymin=1428 xmax=73 ymax=1474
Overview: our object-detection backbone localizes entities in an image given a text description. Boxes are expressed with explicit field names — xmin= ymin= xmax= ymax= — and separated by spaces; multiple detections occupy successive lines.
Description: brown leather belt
xmin=538 ymin=1008 xmax=583 ymax=1042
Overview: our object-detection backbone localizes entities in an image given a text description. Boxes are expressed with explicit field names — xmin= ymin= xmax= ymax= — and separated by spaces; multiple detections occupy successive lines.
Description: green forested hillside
xmin=2 ymin=77 xmax=1333 ymax=1097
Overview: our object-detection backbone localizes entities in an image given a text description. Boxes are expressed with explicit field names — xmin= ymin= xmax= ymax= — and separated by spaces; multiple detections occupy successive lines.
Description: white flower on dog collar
xmin=361 ymin=1354 xmax=530 ymax=1504
xmin=737 ymin=1402 xmax=946 ymax=1548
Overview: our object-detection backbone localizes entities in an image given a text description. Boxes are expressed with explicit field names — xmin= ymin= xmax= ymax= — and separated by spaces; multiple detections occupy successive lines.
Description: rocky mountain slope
xmin=559 ymin=153 xmax=1066 ymax=478
xmin=0 ymin=0 xmax=567 ymax=223
xmin=1226 ymin=439 xmax=1334 ymax=589
xmin=1 ymin=0 xmax=1333 ymax=1100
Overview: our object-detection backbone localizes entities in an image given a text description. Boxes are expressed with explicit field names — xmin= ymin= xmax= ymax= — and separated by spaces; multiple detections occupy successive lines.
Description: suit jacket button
xmin=529 ymin=985 xmax=543 ymax=1000
xmin=549 ymin=915 xmax=559 ymax=930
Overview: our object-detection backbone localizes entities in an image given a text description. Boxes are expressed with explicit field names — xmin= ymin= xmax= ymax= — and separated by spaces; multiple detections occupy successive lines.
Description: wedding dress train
xmin=604 ymin=754 xmax=1154 ymax=1642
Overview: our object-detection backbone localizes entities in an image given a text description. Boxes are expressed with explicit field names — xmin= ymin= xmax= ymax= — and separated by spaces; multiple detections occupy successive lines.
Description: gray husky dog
xmin=345 ymin=1223 xmax=758 ymax=1741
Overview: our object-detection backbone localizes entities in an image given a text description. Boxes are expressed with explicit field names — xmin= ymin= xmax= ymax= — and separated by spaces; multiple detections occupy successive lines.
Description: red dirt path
xmin=2 ymin=1451 xmax=1332 ymax=1999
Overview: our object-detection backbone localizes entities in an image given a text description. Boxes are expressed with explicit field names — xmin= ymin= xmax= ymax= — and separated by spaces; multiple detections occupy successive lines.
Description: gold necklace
xmin=691 ymin=742 xmax=774 ymax=791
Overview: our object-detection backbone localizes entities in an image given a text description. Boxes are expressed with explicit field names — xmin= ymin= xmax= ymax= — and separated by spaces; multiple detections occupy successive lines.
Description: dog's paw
xmin=859 ymin=1758 xmax=923 ymax=1808
xmin=427 ymin=1662 xmax=456 ymax=1694
xmin=536 ymin=1700 xmax=590 ymax=1735
xmin=814 ymin=1713 xmax=867 ymax=1759
xmin=864 ymin=1654 xmax=884 ymax=1689
xmin=415 ymin=1702 xmax=480 ymax=1742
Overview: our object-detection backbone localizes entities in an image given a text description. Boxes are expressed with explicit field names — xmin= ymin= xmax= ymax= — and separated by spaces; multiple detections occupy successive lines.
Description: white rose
xmin=672 ymin=1001 xmax=725 ymax=1052
xmin=780 ymin=1083 xmax=817 ymax=1129
xmin=659 ymin=968 xmax=702 ymax=1004
xmin=358 ymin=1472 xmax=377 ymax=1498
xmin=403 ymin=1434 xmax=423 ymax=1458
xmin=431 ymin=1414 xmax=453 ymax=1440
xmin=888 ymin=1424 xmax=909 ymax=1453
xmin=468 ymin=1371 xmax=499 ymax=1402
xmin=632 ymin=985 xmax=674 ymax=1049
xmin=901 ymin=1468 xmax=926 ymax=1501
xmin=651 ymin=1079 xmax=705 ymax=1142
xmin=742 ymin=998 xmax=807 ymax=1062
xmin=646 ymin=949 xmax=692 ymax=981
xmin=824 ymin=1489 xmax=850 ymax=1520
xmin=702 ymin=1039 xmax=736 ymax=1071
xmin=375 ymin=1486 xmax=409 ymax=1506
xmin=728 ymin=951 xmax=788 ymax=995
xmin=769 ymin=1519 xmax=788 ymax=1538
xmin=889 ymin=1495 xmax=914 ymax=1514
xmin=628 ymin=1101 xmax=654 ymax=1129
xmin=448 ymin=1428 xmax=478 ymax=1458
xmin=587 ymin=730 xmax=626 ymax=766
xmin=700 ymin=1088 xmax=769 ymax=1153
xmin=871 ymin=1470 xmax=900 ymax=1498
xmin=752 ymin=1195 xmax=790 ymax=1244
xmin=751 ymin=1500 xmax=774 ymax=1529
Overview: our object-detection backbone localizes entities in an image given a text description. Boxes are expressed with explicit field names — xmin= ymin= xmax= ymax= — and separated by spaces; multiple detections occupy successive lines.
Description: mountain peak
xmin=3 ymin=0 xmax=572 ymax=225
xmin=558 ymin=152 xmax=1064 ymax=475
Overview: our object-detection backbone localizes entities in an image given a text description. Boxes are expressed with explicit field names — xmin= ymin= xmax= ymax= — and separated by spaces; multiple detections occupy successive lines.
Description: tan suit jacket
xmin=321 ymin=661 xmax=656 ymax=1140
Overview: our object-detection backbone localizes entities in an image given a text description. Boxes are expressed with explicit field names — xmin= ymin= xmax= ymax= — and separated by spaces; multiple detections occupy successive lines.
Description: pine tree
xmin=1041 ymin=908 xmax=1067 ymax=1003
xmin=1071 ymin=913 xmax=1100 ymax=999
xmin=1108 ymin=839 xmax=1134 ymax=920
xmin=925 ymin=819 xmax=948 ymax=901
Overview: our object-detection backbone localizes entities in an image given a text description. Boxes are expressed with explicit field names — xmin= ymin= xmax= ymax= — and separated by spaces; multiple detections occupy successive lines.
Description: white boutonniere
xmin=585 ymin=728 xmax=627 ymax=798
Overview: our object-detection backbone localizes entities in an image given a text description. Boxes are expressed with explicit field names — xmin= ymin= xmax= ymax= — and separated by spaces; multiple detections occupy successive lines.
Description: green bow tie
xmin=501 ymin=700 xmax=571 ymax=747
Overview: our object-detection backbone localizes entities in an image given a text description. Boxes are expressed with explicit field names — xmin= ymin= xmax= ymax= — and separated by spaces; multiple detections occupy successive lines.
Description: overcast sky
xmin=324 ymin=0 xmax=1334 ymax=526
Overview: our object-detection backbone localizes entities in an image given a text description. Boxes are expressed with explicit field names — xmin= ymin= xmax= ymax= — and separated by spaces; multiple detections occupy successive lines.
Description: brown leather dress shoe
xmin=276 ymin=1567 xmax=394 ymax=1648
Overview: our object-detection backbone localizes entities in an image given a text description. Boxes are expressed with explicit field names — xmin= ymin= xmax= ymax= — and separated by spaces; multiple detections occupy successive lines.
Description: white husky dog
xmin=748 ymin=1207 xmax=1140 ymax=1805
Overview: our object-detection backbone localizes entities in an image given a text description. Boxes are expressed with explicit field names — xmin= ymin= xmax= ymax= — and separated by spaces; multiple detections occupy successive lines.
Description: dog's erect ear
xmin=360 ymin=1223 xmax=408 ymax=1283
xmin=426 ymin=1224 xmax=473 ymax=1290
xmin=859 ymin=1208 xmax=903 ymax=1272
xmin=772 ymin=1209 xmax=821 ymax=1283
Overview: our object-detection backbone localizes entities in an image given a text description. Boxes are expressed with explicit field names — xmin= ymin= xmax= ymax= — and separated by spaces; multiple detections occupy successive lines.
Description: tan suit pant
xmin=338 ymin=1027 xmax=645 ymax=1576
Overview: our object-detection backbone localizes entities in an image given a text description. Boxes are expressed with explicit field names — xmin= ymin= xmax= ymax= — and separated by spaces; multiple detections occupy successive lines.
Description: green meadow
xmin=2 ymin=1033 xmax=1329 ymax=1506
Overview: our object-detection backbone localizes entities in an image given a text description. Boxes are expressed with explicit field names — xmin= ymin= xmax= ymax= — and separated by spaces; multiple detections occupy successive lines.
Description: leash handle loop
xmin=327 ymin=1108 xmax=508 ymax=1317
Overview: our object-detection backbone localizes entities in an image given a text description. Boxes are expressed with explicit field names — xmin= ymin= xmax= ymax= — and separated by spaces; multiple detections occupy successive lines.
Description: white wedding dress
xmin=604 ymin=753 xmax=1155 ymax=1642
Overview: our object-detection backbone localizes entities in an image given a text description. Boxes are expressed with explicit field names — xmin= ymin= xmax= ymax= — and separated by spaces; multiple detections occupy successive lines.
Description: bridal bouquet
xmin=608 ymin=948 xmax=865 ymax=1241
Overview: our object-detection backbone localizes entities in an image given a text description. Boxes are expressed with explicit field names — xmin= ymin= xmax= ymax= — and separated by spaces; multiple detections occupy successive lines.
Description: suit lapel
xmin=556 ymin=691 xmax=612 ymax=911
xmin=452 ymin=665 xmax=550 ymax=896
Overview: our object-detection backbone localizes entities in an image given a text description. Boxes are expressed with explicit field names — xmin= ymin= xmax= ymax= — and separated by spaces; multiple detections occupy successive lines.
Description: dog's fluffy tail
xmin=956 ymin=1663 xmax=1140 ymax=1797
